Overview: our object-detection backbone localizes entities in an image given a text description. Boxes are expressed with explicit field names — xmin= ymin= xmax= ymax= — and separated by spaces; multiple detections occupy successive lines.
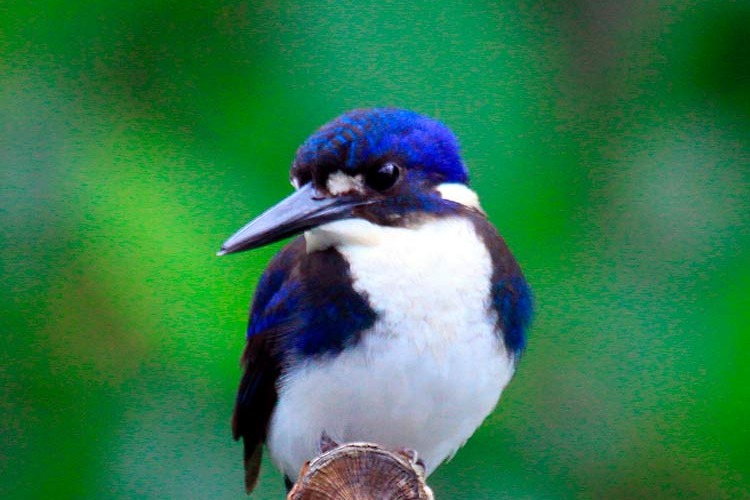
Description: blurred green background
xmin=2 ymin=1 xmax=748 ymax=498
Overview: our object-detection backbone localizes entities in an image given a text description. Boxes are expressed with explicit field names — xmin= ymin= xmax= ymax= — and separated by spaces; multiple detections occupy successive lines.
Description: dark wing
xmin=231 ymin=236 xmax=377 ymax=493
xmin=232 ymin=237 xmax=306 ymax=493
xmin=232 ymin=335 xmax=280 ymax=493
xmin=466 ymin=210 xmax=533 ymax=358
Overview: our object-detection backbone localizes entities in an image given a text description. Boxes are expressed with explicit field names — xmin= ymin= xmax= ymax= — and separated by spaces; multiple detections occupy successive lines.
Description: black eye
xmin=365 ymin=162 xmax=400 ymax=191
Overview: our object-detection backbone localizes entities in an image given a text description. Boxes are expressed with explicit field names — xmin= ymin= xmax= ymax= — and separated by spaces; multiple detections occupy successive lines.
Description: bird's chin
xmin=304 ymin=218 xmax=383 ymax=252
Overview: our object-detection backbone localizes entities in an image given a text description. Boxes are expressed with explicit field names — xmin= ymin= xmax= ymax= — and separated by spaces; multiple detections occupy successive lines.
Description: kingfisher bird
xmin=219 ymin=108 xmax=532 ymax=494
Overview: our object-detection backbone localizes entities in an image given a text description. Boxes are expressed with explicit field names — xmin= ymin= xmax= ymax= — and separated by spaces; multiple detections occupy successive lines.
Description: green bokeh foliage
xmin=2 ymin=1 xmax=748 ymax=498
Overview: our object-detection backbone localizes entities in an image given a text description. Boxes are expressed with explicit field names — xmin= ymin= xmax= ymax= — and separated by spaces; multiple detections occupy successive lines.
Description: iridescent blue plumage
xmin=293 ymin=108 xmax=468 ymax=187
xmin=222 ymin=108 xmax=533 ymax=494
xmin=247 ymin=238 xmax=377 ymax=356
xmin=494 ymin=276 xmax=533 ymax=356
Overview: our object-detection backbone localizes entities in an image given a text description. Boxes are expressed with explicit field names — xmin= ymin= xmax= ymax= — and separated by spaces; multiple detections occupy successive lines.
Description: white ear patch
xmin=327 ymin=171 xmax=364 ymax=195
xmin=436 ymin=183 xmax=483 ymax=211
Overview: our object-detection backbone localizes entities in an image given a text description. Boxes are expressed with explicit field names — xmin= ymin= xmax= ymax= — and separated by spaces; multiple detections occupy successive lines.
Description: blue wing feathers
xmin=493 ymin=275 xmax=533 ymax=356
xmin=247 ymin=237 xmax=376 ymax=355
xmin=466 ymin=210 xmax=533 ymax=358
xmin=234 ymin=235 xmax=377 ymax=445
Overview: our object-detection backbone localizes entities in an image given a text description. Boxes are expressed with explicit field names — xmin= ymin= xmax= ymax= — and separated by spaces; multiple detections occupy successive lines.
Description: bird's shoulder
xmin=247 ymin=236 xmax=377 ymax=356
xmin=463 ymin=208 xmax=533 ymax=357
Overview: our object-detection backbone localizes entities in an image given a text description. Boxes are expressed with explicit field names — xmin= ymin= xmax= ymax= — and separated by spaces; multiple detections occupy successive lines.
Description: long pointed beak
xmin=218 ymin=183 xmax=370 ymax=255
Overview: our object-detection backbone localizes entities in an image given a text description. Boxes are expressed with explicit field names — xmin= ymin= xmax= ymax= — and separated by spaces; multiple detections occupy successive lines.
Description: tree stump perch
xmin=287 ymin=436 xmax=434 ymax=499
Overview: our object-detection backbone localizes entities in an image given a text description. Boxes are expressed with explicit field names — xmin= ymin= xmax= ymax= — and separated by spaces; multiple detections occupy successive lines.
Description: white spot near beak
xmin=327 ymin=171 xmax=365 ymax=195
xmin=291 ymin=176 xmax=301 ymax=190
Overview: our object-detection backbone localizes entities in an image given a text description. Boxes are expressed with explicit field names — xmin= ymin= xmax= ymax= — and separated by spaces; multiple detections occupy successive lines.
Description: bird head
xmin=219 ymin=108 xmax=479 ymax=255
